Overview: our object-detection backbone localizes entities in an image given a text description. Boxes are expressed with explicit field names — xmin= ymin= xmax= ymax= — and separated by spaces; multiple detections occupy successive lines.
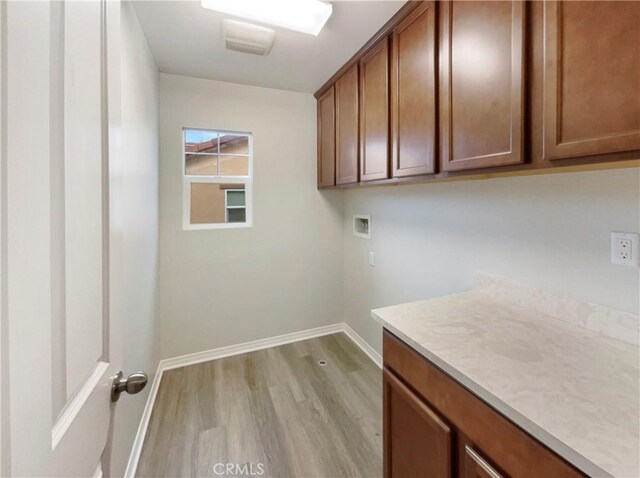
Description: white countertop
xmin=372 ymin=286 xmax=640 ymax=478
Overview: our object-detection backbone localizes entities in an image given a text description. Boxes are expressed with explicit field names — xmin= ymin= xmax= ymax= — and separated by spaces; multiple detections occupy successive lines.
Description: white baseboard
xmin=123 ymin=322 xmax=380 ymax=477
xmin=124 ymin=360 xmax=163 ymax=478
xmin=160 ymin=323 xmax=345 ymax=371
xmin=342 ymin=323 xmax=383 ymax=368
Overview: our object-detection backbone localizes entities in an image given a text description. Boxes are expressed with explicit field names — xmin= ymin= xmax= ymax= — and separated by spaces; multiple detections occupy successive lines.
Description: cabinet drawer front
xmin=464 ymin=445 xmax=505 ymax=478
xmin=543 ymin=1 xmax=640 ymax=160
xmin=336 ymin=64 xmax=359 ymax=185
xmin=440 ymin=0 xmax=525 ymax=171
xmin=383 ymin=330 xmax=585 ymax=478
xmin=384 ymin=369 xmax=452 ymax=478
xmin=391 ymin=1 xmax=437 ymax=178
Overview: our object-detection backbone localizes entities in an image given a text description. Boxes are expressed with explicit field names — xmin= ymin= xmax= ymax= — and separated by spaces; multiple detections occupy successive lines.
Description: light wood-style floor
xmin=136 ymin=333 xmax=383 ymax=478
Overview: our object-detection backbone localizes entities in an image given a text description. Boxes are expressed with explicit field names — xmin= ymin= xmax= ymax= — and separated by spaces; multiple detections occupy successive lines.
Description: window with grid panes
xmin=182 ymin=128 xmax=253 ymax=229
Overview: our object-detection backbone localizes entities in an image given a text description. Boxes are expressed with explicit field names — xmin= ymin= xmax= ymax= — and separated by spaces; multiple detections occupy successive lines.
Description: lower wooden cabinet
xmin=383 ymin=330 xmax=585 ymax=478
xmin=384 ymin=369 xmax=452 ymax=478
xmin=462 ymin=443 xmax=505 ymax=478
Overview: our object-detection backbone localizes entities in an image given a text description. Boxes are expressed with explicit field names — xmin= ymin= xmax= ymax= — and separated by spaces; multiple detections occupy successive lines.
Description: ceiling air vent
xmin=222 ymin=19 xmax=276 ymax=56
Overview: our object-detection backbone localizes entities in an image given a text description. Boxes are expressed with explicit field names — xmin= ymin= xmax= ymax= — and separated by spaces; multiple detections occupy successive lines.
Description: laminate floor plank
xmin=136 ymin=332 xmax=382 ymax=478
xmin=195 ymin=426 xmax=227 ymax=477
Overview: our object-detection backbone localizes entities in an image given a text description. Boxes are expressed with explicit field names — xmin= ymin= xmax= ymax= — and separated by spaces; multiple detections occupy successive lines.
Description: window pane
xmin=185 ymin=130 xmax=218 ymax=154
xmin=185 ymin=154 xmax=218 ymax=175
xmin=226 ymin=190 xmax=245 ymax=207
xmin=190 ymin=183 xmax=246 ymax=225
xmin=219 ymin=155 xmax=249 ymax=176
xmin=219 ymin=134 xmax=249 ymax=155
xmin=227 ymin=208 xmax=246 ymax=223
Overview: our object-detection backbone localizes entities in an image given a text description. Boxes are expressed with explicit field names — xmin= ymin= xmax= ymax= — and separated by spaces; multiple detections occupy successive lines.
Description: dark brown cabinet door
xmin=359 ymin=37 xmax=390 ymax=181
xmin=391 ymin=1 xmax=437 ymax=178
xmin=384 ymin=369 xmax=452 ymax=478
xmin=317 ymin=86 xmax=335 ymax=188
xmin=543 ymin=1 xmax=640 ymax=160
xmin=463 ymin=446 xmax=505 ymax=478
xmin=336 ymin=64 xmax=359 ymax=185
xmin=440 ymin=1 xmax=525 ymax=172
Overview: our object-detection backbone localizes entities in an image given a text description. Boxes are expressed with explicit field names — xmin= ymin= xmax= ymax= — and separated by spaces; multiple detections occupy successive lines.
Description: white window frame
xmin=182 ymin=127 xmax=253 ymax=230
xmin=224 ymin=189 xmax=246 ymax=223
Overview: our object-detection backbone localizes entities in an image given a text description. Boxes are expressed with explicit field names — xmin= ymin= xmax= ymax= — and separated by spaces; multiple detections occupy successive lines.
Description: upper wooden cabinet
xmin=543 ymin=1 xmax=640 ymax=160
xmin=317 ymin=86 xmax=335 ymax=188
xmin=383 ymin=369 xmax=452 ymax=478
xmin=315 ymin=0 xmax=640 ymax=189
xmin=391 ymin=1 xmax=437 ymax=178
xmin=440 ymin=1 xmax=525 ymax=172
xmin=359 ymin=38 xmax=390 ymax=182
xmin=336 ymin=64 xmax=359 ymax=185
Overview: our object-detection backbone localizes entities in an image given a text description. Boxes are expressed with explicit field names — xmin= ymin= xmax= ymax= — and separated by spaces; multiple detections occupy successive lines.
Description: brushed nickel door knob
xmin=111 ymin=371 xmax=148 ymax=402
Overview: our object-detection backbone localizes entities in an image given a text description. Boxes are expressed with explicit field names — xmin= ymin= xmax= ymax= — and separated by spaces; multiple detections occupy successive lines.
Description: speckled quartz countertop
xmin=371 ymin=275 xmax=640 ymax=478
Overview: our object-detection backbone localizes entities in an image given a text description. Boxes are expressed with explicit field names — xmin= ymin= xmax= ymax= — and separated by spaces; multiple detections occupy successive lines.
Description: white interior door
xmin=3 ymin=1 xmax=124 ymax=476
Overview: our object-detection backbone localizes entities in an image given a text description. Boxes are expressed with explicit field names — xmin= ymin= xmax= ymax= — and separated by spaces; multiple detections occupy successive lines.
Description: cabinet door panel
xmin=464 ymin=446 xmax=505 ymax=478
xmin=440 ymin=0 xmax=525 ymax=171
xmin=336 ymin=64 xmax=359 ymax=185
xmin=384 ymin=369 xmax=452 ymax=478
xmin=360 ymin=37 xmax=390 ymax=181
xmin=543 ymin=1 xmax=640 ymax=159
xmin=391 ymin=1 xmax=437 ymax=178
xmin=317 ymin=86 xmax=335 ymax=187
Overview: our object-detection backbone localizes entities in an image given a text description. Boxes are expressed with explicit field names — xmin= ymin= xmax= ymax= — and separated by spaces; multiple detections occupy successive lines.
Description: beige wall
xmin=158 ymin=73 xmax=343 ymax=359
xmin=342 ymin=168 xmax=640 ymax=353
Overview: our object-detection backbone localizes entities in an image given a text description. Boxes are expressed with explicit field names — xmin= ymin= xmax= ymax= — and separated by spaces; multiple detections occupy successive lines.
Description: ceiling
xmin=131 ymin=0 xmax=406 ymax=93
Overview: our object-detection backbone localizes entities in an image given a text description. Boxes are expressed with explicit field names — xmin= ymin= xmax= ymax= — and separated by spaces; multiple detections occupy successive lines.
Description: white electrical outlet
xmin=611 ymin=232 xmax=640 ymax=267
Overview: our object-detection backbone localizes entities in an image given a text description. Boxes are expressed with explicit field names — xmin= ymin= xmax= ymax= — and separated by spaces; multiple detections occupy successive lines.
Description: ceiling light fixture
xmin=201 ymin=0 xmax=333 ymax=36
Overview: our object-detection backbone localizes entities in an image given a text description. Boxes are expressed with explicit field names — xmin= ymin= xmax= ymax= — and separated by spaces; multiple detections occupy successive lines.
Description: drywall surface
xmin=158 ymin=73 xmax=343 ymax=359
xmin=343 ymin=169 xmax=640 ymax=353
xmin=110 ymin=3 xmax=160 ymax=476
